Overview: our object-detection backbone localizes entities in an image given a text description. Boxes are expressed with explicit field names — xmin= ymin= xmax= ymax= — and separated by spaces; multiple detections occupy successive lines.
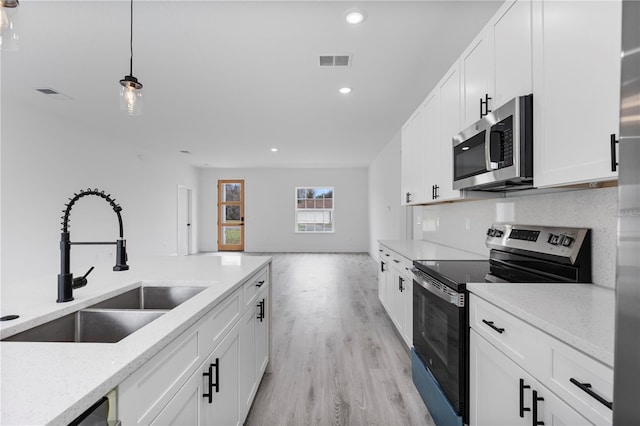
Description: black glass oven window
xmin=413 ymin=280 xmax=463 ymax=414
xmin=453 ymin=130 xmax=487 ymax=181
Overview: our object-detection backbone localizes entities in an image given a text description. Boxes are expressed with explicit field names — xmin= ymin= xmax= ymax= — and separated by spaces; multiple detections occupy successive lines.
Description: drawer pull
xmin=482 ymin=319 xmax=505 ymax=334
xmin=393 ymin=259 xmax=400 ymax=263
xmin=256 ymin=280 xmax=265 ymax=287
xmin=532 ymin=390 xmax=544 ymax=426
xmin=569 ymin=378 xmax=613 ymax=410
xmin=519 ymin=379 xmax=531 ymax=417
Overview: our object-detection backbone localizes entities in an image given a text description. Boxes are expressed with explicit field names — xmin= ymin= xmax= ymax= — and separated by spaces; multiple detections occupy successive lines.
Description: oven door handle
xmin=413 ymin=272 xmax=464 ymax=308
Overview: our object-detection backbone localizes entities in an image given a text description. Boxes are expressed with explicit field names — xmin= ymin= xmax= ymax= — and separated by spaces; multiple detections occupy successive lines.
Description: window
xmin=295 ymin=187 xmax=334 ymax=233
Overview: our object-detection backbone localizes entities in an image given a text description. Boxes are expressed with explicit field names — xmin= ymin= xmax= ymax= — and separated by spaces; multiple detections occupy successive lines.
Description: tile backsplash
xmin=413 ymin=187 xmax=618 ymax=288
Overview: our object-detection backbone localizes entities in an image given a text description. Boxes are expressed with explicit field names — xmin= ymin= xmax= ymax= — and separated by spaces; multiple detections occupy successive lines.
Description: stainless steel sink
xmin=88 ymin=286 xmax=206 ymax=310
xmin=2 ymin=309 xmax=165 ymax=343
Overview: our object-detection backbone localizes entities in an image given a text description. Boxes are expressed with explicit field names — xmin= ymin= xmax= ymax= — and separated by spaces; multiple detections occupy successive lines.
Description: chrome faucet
xmin=57 ymin=188 xmax=129 ymax=303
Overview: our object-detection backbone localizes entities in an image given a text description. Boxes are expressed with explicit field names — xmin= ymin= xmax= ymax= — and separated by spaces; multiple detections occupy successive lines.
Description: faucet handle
xmin=72 ymin=266 xmax=94 ymax=289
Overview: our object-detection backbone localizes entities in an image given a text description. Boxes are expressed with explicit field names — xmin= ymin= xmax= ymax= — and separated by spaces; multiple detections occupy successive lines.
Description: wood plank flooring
xmin=245 ymin=253 xmax=434 ymax=426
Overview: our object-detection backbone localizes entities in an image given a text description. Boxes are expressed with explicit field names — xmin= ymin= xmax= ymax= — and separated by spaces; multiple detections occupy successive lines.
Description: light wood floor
xmin=245 ymin=253 xmax=434 ymax=426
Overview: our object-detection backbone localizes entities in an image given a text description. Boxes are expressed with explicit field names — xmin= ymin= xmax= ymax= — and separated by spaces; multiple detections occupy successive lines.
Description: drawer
xmin=545 ymin=337 xmax=613 ymax=425
xmin=469 ymin=294 xmax=547 ymax=376
xmin=118 ymin=329 xmax=201 ymax=425
xmin=242 ymin=267 xmax=269 ymax=309
xmin=388 ymin=249 xmax=413 ymax=275
xmin=199 ymin=289 xmax=241 ymax=358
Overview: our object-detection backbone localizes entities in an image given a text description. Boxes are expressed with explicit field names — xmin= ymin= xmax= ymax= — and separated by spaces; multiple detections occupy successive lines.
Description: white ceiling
xmin=2 ymin=1 xmax=503 ymax=169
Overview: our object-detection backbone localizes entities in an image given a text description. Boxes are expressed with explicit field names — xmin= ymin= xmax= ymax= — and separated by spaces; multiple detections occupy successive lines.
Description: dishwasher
xmin=68 ymin=394 xmax=120 ymax=426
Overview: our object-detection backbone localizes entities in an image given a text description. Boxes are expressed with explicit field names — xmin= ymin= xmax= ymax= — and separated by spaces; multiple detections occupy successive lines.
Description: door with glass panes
xmin=218 ymin=180 xmax=244 ymax=251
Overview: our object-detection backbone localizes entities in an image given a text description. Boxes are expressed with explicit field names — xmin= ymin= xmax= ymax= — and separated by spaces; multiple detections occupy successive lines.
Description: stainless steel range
xmin=410 ymin=224 xmax=592 ymax=426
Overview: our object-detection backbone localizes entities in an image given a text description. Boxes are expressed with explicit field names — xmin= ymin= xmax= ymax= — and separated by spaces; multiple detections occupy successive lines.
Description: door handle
xmin=532 ymin=390 xmax=544 ymax=425
xmin=610 ymin=134 xmax=618 ymax=172
xmin=519 ymin=379 xmax=531 ymax=417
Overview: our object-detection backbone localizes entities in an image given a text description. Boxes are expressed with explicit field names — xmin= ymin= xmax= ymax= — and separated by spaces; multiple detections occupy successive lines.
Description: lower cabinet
xmin=154 ymin=327 xmax=240 ymax=426
xmin=118 ymin=266 xmax=271 ymax=426
xmin=378 ymin=245 xmax=413 ymax=348
xmin=470 ymin=330 xmax=591 ymax=426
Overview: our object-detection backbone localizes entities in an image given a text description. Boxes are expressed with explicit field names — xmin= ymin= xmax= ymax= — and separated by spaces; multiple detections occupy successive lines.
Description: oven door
xmin=413 ymin=275 xmax=467 ymax=416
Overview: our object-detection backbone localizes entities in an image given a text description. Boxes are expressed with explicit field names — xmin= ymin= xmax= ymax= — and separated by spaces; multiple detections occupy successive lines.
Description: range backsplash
xmin=412 ymin=187 xmax=617 ymax=288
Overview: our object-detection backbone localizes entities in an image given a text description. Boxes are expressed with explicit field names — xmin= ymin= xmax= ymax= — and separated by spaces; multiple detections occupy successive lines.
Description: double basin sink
xmin=3 ymin=286 xmax=205 ymax=343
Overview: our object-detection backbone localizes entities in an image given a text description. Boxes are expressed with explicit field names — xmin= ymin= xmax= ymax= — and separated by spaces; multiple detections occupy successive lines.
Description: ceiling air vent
xmin=35 ymin=87 xmax=72 ymax=100
xmin=319 ymin=54 xmax=352 ymax=67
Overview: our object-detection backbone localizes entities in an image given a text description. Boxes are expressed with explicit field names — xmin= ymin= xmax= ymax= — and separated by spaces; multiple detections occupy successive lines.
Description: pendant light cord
xmin=129 ymin=0 xmax=134 ymax=76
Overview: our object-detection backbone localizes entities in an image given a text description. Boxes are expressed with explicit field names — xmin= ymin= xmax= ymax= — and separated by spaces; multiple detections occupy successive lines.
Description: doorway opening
xmin=218 ymin=180 xmax=244 ymax=251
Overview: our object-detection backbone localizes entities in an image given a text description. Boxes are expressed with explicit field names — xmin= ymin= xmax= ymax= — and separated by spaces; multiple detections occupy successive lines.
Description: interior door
xmin=218 ymin=180 xmax=244 ymax=251
xmin=177 ymin=186 xmax=191 ymax=256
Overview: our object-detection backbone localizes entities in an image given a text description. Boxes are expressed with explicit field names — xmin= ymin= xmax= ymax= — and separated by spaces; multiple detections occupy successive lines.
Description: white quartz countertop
xmin=467 ymin=282 xmax=615 ymax=367
xmin=0 ymin=254 xmax=271 ymax=426
xmin=378 ymin=239 xmax=487 ymax=261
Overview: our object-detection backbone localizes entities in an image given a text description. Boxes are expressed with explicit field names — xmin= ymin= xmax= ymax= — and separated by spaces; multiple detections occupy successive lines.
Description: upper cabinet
xmin=400 ymin=0 xmax=621 ymax=204
xmin=461 ymin=0 xmax=533 ymax=129
xmin=532 ymin=0 xmax=621 ymax=187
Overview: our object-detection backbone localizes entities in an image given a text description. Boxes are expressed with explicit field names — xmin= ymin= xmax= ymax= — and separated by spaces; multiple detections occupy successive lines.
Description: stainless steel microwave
xmin=452 ymin=94 xmax=533 ymax=191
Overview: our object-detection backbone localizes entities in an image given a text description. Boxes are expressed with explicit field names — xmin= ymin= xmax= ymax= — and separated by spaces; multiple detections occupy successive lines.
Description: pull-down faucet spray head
xmin=57 ymin=188 xmax=129 ymax=303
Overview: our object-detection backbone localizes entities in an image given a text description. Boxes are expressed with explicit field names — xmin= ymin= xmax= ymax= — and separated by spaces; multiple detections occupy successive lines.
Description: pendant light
xmin=0 ymin=0 xmax=19 ymax=52
xmin=119 ymin=0 xmax=143 ymax=115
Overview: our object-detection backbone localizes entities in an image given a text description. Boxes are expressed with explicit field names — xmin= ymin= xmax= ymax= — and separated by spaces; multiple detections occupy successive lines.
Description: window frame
xmin=294 ymin=186 xmax=335 ymax=234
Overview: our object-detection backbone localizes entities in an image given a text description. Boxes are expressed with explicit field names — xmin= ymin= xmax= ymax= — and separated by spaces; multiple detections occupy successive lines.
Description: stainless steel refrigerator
xmin=613 ymin=1 xmax=640 ymax=424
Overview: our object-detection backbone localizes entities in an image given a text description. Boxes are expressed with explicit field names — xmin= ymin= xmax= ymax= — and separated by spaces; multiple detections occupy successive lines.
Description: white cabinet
xmin=469 ymin=294 xmax=612 ymax=426
xmin=491 ymin=0 xmax=533 ymax=109
xmin=401 ymin=105 xmax=425 ymax=205
xmin=462 ymin=0 xmax=533 ymax=129
xmin=239 ymin=286 xmax=269 ymax=422
xmin=420 ymin=90 xmax=441 ymax=203
xmin=461 ymin=29 xmax=493 ymax=128
xmin=118 ymin=265 xmax=271 ymax=426
xmin=470 ymin=330 xmax=592 ymax=426
xmin=532 ymin=0 xmax=621 ymax=187
xmin=378 ymin=245 xmax=413 ymax=348
xmin=202 ymin=327 xmax=240 ymax=426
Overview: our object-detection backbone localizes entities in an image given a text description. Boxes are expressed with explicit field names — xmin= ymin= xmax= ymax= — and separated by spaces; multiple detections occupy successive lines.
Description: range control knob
xmin=487 ymin=228 xmax=494 ymax=236
xmin=547 ymin=234 xmax=561 ymax=245
xmin=494 ymin=230 xmax=504 ymax=237
xmin=561 ymin=236 xmax=574 ymax=247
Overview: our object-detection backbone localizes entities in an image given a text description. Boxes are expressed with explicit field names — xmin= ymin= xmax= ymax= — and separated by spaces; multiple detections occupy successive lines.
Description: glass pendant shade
xmin=0 ymin=6 xmax=19 ymax=51
xmin=119 ymin=76 xmax=143 ymax=116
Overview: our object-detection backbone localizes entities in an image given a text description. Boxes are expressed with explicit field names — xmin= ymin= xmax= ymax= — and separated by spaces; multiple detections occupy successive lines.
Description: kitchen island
xmin=0 ymin=254 xmax=271 ymax=425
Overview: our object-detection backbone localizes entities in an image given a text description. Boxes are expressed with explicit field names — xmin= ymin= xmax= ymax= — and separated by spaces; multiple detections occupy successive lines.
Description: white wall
xmin=367 ymin=131 xmax=407 ymax=259
xmin=1 ymin=103 xmax=199 ymax=285
xmin=198 ymin=168 xmax=368 ymax=253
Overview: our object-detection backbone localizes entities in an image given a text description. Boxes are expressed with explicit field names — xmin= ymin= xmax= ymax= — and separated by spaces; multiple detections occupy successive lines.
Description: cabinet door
xmin=533 ymin=0 xmax=621 ymax=187
xmin=470 ymin=330 xmax=592 ymax=426
xmin=400 ymin=270 xmax=413 ymax=347
xmin=151 ymin=369 xmax=203 ymax=426
xmin=437 ymin=61 xmax=463 ymax=201
xmin=461 ymin=29 xmax=493 ymax=128
xmin=421 ymin=90 xmax=440 ymax=202
xmin=238 ymin=308 xmax=256 ymax=422
xmin=255 ymin=291 xmax=269 ymax=378
xmin=391 ymin=269 xmax=406 ymax=338
xmin=378 ymin=260 xmax=388 ymax=308
xmin=470 ymin=330 xmax=528 ymax=426
xmin=202 ymin=326 xmax=240 ymax=426
xmin=491 ymin=0 xmax=532 ymax=108
xmin=401 ymin=109 xmax=424 ymax=205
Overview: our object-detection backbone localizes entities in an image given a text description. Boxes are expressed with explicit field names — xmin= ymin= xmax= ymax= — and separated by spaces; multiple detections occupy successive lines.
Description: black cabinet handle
xmin=393 ymin=259 xmax=400 ymax=263
xmin=203 ymin=359 xmax=219 ymax=403
xmin=519 ymin=379 xmax=531 ymax=418
xmin=482 ymin=319 xmax=505 ymax=334
xmin=610 ymin=134 xmax=619 ymax=172
xmin=399 ymin=276 xmax=405 ymax=292
xmin=256 ymin=280 xmax=265 ymax=288
xmin=257 ymin=299 xmax=265 ymax=322
xmin=381 ymin=261 xmax=386 ymax=272
xmin=406 ymin=192 xmax=412 ymax=203
xmin=569 ymin=378 xmax=613 ymax=410
xmin=532 ymin=390 xmax=544 ymax=425
xmin=480 ymin=94 xmax=493 ymax=118
xmin=434 ymin=185 xmax=439 ymax=199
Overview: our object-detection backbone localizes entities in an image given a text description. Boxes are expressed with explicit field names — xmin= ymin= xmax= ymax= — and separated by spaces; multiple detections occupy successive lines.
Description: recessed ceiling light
xmin=270 ymin=148 xmax=278 ymax=152
xmin=345 ymin=9 xmax=366 ymax=24
xmin=339 ymin=87 xmax=352 ymax=94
